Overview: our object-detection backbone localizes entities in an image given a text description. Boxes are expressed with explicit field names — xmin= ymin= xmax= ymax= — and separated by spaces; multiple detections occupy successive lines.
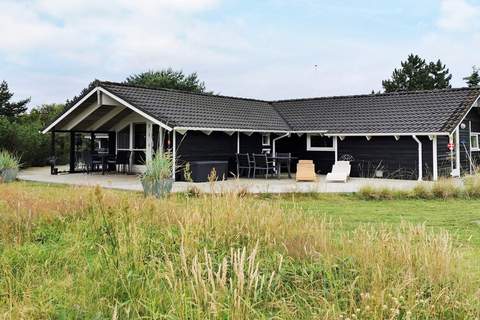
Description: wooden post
xmin=50 ymin=131 xmax=56 ymax=175
xmin=69 ymin=132 xmax=75 ymax=173
xmin=172 ymin=129 xmax=176 ymax=180
xmin=432 ymin=136 xmax=438 ymax=181
xmin=146 ymin=122 xmax=153 ymax=162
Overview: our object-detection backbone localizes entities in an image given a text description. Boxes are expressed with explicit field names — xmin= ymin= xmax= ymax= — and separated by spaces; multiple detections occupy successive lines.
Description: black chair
xmin=276 ymin=152 xmax=292 ymax=178
xmin=106 ymin=154 xmax=117 ymax=173
xmin=235 ymin=153 xmax=254 ymax=178
xmin=253 ymin=153 xmax=275 ymax=179
xmin=84 ymin=152 xmax=102 ymax=174
xmin=116 ymin=151 xmax=131 ymax=174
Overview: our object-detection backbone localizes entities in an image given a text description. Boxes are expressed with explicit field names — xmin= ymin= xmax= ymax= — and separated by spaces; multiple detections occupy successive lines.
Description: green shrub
xmin=431 ymin=178 xmax=461 ymax=199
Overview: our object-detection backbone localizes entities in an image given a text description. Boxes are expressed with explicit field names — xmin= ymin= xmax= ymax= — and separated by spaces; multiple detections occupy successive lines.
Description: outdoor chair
xmin=116 ymin=151 xmax=131 ymax=174
xmin=326 ymin=161 xmax=351 ymax=182
xmin=296 ymin=160 xmax=316 ymax=181
xmin=235 ymin=153 xmax=254 ymax=178
xmin=253 ymin=153 xmax=276 ymax=179
xmin=85 ymin=153 xmax=103 ymax=174
xmin=106 ymin=154 xmax=117 ymax=173
xmin=275 ymin=152 xmax=292 ymax=178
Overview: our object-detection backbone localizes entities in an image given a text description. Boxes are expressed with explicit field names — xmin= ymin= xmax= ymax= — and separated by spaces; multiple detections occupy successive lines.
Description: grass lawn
xmin=1 ymin=181 xmax=479 ymax=319
xmin=278 ymin=194 xmax=480 ymax=249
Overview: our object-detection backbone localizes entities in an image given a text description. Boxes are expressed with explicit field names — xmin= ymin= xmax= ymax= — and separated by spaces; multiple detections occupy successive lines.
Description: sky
xmin=1 ymin=0 xmax=480 ymax=108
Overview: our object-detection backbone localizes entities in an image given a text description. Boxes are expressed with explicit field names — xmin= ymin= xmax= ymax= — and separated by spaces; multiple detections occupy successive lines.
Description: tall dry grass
xmin=0 ymin=182 xmax=479 ymax=319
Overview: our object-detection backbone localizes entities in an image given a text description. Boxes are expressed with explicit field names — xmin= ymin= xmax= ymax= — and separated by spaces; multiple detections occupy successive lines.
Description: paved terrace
xmin=17 ymin=166 xmax=427 ymax=194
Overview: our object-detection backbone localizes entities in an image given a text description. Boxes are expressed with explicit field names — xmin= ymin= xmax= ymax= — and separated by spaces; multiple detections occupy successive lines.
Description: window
xmin=262 ymin=133 xmax=270 ymax=146
xmin=306 ymin=134 xmax=335 ymax=151
xmin=471 ymin=133 xmax=480 ymax=151
xmin=117 ymin=125 xmax=130 ymax=149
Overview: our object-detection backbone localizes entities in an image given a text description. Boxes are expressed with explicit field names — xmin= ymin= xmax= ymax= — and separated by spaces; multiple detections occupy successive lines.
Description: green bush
xmin=0 ymin=104 xmax=69 ymax=167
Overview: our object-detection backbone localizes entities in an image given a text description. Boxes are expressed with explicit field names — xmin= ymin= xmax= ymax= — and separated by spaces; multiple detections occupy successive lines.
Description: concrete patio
xmin=17 ymin=166 xmax=427 ymax=194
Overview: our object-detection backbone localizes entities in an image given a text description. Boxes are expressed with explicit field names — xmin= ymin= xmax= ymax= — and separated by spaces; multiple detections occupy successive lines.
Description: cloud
xmin=1 ymin=0 xmax=480 ymax=108
xmin=437 ymin=0 xmax=480 ymax=32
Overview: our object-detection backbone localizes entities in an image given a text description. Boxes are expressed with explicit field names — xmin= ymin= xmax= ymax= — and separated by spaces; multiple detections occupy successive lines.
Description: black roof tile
xmin=46 ymin=81 xmax=480 ymax=135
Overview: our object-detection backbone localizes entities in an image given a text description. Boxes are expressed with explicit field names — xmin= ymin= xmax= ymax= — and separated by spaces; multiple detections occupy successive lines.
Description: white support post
xmin=412 ymin=135 xmax=423 ymax=181
xmin=237 ymin=131 xmax=240 ymax=153
xmin=158 ymin=126 xmax=164 ymax=155
xmin=172 ymin=129 xmax=176 ymax=180
xmin=129 ymin=123 xmax=134 ymax=169
xmin=455 ymin=127 xmax=461 ymax=174
xmin=146 ymin=122 xmax=153 ymax=163
xmin=334 ymin=136 xmax=338 ymax=161
xmin=432 ymin=135 xmax=438 ymax=181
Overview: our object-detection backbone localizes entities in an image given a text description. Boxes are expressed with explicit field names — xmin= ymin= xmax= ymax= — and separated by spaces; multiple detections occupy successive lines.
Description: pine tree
xmin=125 ymin=69 xmax=209 ymax=93
xmin=463 ymin=66 xmax=480 ymax=87
xmin=382 ymin=54 xmax=452 ymax=92
xmin=0 ymin=80 xmax=30 ymax=119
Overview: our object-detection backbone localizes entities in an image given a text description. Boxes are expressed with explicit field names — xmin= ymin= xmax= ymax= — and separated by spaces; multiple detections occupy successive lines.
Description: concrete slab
xmin=17 ymin=166 xmax=427 ymax=194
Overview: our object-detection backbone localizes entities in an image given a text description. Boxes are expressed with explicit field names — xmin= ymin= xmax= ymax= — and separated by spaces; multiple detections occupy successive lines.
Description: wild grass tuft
xmin=431 ymin=178 xmax=461 ymax=199
xmin=0 ymin=183 xmax=479 ymax=318
xmin=0 ymin=149 xmax=20 ymax=170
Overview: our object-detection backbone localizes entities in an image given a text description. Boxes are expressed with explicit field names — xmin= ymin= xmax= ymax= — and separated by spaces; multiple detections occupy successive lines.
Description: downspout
xmin=272 ymin=132 xmax=290 ymax=155
xmin=412 ymin=135 xmax=423 ymax=181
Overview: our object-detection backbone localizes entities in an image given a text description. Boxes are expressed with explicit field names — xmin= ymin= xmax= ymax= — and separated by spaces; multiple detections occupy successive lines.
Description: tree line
xmin=1 ymin=57 xmax=479 ymax=166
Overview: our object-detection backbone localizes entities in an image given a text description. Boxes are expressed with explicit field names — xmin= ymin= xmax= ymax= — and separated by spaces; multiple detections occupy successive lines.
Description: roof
xmin=99 ymin=82 xmax=290 ymax=132
xmin=45 ymin=81 xmax=480 ymax=135
xmin=272 ymin=87 xmax=480 ymax=134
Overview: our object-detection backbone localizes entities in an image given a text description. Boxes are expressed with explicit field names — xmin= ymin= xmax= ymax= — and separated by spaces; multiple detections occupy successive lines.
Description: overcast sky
xmin=1 ymin=0 xmax=480 ymax=108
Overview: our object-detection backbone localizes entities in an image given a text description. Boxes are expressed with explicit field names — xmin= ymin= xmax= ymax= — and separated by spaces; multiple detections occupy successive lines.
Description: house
xmin=42 ymin=81 xmax=480 ymax=181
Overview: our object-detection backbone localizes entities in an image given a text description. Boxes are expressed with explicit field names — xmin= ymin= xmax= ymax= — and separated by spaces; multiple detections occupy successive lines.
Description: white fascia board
xmin=98 ymin=87 xmax=172 ymax=131
xmin=450 ymin=94 xmax=480 ymax=135
xmin=42 ymin=88 xmax=98 ymax=134
xmin=173 ymin=126 xmax=290 ymax=133
xmin=323 ymin=132 xmax=449 ymax=137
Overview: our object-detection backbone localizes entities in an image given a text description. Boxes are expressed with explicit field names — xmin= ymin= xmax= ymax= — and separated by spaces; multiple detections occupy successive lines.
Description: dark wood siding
xmin=462 ymin=107 xmax=480 ymax=173
xmin=175 ymin=131 xmax=237 ymax=180
xmin=276 ymin=134 xmax=335 ymax=174
xmin=337 ymin=136 xmax=432 ymax=180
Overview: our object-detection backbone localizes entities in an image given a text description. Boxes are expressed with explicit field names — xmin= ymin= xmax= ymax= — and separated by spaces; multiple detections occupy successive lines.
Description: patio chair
xmin=84 ymin=152 xmax=103 ymax=174
xmin=116 ymin=151 xmax=131 ymax=174
xmin=235 ymin=153 xmax=254 ymax=178
xmin=326 ymin=161 xmax=351 ymax=182
xmin=275 ymin=152 xmax=292 ymax=178
xmin=296 ymin=160 xmax=316 ymax=181
xmin=253 ymin=153 xmax=276 ymax=179
xmin=106 ymin=154 xmax=117 ymax=173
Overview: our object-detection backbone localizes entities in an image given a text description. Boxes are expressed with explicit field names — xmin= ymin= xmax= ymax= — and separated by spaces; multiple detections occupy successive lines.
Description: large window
xmin=471 ymin=133 xmax=480 ymax=151
xmin=117 ymin=125 xmax=130 ymax=149
xmin=307 ymin=134 xmax=335 ymax=151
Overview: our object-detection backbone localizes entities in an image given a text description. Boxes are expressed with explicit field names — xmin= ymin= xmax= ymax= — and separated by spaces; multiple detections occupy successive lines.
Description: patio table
xmin=268 ymin=156 xmax=298 ymax=179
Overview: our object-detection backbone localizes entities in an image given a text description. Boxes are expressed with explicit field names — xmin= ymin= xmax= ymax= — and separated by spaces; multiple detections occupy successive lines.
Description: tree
xmin=382 ymin=54 xmax=452 ymax=92
xmin=125 ymin=68 xmax=209 ymax=93
xmin=0 ymin=80 xmax=30 ymax=119
xmin=463 ymin=66 xmax=480 ymax=87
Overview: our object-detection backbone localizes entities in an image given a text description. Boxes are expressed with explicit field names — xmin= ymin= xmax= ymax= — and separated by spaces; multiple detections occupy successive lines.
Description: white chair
xmin=326 ymin=161 xmax=351 ymax=182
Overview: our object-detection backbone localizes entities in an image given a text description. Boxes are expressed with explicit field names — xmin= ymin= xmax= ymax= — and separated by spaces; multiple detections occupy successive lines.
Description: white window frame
xmin=471 ymin=132 xmax=480 ymax=151
xmin=306 ymin=134 xmax=336 ymax=151
xmin=262 ymin=133 xmax=271 ymax=146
